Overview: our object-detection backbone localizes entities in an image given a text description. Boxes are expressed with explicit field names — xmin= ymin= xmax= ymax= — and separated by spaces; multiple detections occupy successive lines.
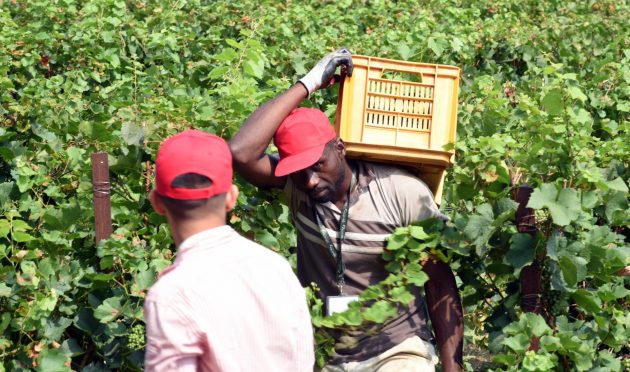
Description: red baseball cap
xmin=155 ymin=130 xmax=232 ymax=200
xmin=273 ymin=108 xmax=337 ymax=177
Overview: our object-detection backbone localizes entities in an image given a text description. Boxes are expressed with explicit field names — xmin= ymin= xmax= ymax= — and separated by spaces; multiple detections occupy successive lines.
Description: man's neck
xmin=332 ymin=163 xmax=353 ymax=210
xmin=167 ymin=216 xmax=226 ymax=247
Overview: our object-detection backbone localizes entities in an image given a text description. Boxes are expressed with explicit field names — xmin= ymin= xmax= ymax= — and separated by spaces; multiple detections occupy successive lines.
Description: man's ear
xmin=149 ymin=190 xmax=167 ymax=216
xmin=334 ymin=138 xmax=346 ymax=157
xmin=224 ymin=184 xmax=239 ymax=212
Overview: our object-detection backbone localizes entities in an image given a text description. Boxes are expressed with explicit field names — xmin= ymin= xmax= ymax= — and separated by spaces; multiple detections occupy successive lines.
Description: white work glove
xmin=298 ymin=48 xmax=354 ymax=96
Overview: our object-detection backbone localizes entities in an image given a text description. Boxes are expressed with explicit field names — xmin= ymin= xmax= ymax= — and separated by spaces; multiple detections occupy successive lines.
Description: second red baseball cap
xmin=155 ymin=130 xmax=232 ymax=200
xmin=273 ymin=108 xmax=337 ymax=177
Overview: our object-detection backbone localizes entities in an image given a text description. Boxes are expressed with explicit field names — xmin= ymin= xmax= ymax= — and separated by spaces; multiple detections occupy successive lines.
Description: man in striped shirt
xmin=230 ymin=49 xmax=463 ymax=371
xmin=144 ymin=130 xmax=314 ymax=371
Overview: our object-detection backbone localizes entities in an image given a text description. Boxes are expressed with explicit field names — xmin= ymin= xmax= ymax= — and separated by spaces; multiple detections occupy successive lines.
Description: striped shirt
xmin=144 ymin=225 xmax=314 ymax=371
xmin=285 ymin=161 xmax=443 ymax=364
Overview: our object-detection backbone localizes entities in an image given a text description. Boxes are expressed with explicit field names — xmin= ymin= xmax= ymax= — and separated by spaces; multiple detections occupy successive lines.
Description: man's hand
xmin=298 ymin=48 xmax=354 ymax=96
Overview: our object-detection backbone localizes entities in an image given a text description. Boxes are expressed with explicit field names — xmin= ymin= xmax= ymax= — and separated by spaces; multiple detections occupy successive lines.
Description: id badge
xmin=326 ymin=295 xmax=359 ymax=316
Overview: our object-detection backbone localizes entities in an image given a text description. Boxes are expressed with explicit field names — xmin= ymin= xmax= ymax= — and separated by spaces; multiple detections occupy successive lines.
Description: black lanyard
xmin=314 ymin=167 xmax=357 ymax=295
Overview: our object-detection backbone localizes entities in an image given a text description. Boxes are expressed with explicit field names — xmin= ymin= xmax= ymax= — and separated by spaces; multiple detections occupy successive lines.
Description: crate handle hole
xmin=380 ymin=70 xmax=425 ymax=84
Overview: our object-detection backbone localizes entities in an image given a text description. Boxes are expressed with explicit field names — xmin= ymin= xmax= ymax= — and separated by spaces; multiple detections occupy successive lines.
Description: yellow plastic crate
xmin=334 ymin=55 xmax=461 ymax=203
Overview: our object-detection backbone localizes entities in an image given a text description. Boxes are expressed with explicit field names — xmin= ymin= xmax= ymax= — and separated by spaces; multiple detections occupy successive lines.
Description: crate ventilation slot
xmin=365 ymin=79 xmax=433 ymax=131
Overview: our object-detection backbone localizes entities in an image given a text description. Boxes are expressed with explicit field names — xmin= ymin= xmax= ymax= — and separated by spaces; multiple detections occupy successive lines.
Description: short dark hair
xmin=158 ymin=173 xmax=226 ymax=219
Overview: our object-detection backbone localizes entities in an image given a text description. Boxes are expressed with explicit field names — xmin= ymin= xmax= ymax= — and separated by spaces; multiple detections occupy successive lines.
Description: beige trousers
xmin=318 ymin=336 xmax=438 ymax=372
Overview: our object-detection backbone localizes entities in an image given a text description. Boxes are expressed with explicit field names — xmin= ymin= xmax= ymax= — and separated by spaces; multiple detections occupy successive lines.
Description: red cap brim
xmin=274 ymin=143 xmax=326 ymax=177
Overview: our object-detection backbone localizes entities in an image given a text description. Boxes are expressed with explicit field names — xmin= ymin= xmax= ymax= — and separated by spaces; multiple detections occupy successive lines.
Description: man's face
xmin=290 ymin=140 xmax=346 ymax=204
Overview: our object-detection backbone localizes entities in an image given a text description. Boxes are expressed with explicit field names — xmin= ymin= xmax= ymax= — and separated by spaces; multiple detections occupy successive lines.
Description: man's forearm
xmin=229 ymin=48 xmax=352 ymax=188
xmin=423 ymin=259 xmax=464 ymax=371
xmin=228 ymin=83 xmax=308 ymax=188
xmin=229 ymin=83 xmax=307 ymax=169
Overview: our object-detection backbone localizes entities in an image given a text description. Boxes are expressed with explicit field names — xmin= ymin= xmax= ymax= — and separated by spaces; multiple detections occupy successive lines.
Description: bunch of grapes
xmin=534 ymin=209 xmax=551 ymax=234
xmin=127 ymin=324 xmax=145 ymax=351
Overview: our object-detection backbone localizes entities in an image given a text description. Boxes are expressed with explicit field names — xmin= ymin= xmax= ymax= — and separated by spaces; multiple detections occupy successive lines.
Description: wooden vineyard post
xmin=512 ymin=185 xmax=542 ymax=351
xmin=92 ymin=152 xmax=112 ymax=244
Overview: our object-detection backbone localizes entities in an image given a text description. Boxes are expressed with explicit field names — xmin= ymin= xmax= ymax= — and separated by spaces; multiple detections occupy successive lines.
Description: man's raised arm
xmin=229 ymin=48 xmax=353 ymax=189
xmin=229 ymin=84 xmax=307 ymax=189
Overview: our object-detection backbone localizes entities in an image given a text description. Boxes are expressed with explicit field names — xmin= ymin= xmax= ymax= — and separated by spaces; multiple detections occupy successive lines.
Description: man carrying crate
xmin=230 ymin=49 xmax=463 ymax=371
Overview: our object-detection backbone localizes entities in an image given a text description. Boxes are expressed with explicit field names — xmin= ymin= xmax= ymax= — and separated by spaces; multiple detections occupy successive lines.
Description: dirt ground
xmin=463 ymin=343 xmax=499 ymax=371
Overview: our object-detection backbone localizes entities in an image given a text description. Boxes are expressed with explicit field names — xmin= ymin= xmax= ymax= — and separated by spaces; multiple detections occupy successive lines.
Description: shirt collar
xmin=347 ymin=160 xmax=373 ymax=206
xmin=176 ymin=225 xmax=235 ymax=258
xmin=157 ymin=225 xmax=235 ymax=280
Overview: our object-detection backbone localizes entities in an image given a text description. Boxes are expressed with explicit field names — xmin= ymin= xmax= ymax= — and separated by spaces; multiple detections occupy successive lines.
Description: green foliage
xmin=307 ymin=222 xmax=440 ymax=366
xmin=1 ymin=0 xmax=629 ymax=370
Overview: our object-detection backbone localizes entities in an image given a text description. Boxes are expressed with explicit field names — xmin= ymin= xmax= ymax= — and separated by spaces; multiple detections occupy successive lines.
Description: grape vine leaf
xmin=605 ymin=177 xmax=629 ymax=192
xmin=503 ymin=333 xmax=530 ymax=353
xmin=527 ymin=184 xmax=581 ymax=226
xmin=94 ymin=297 xmax=122 ymax=324
xmin=523 ymin=351 xmax=555 ymax=370
xmin=427 ymin=37 xmax=447 ymax=57
xmin=571 ymin=289 xmax=602 ymax=314
xmin=558 ymin=253 xmax=587 ymax=289
xmin=243 ymin=51 xmax=265 ymax=79
xmin=387 ymin=232 xmax=410 ymax=251
xmin=0 ymin=283 xmax=11 ymax=297
xmin=605 ymin=191 xmax=629 ymax=225
xmin=567 ymin=85 xmax=587 ymax=102
xmin=409 ymin=226 xmax=429 ymax=240
xmin=121 ymin=122 xmax=144 ymax=146
xmin=38 ymin=347 xmax=70 ymax=372
xmin=541 ymin=89 xmax=563 ymax=116
xmin=545 ymin=231 xmax=566 ymax=261
xmin=463 ymin=203 xmax=495 ymax=254
xmin=42 ymin=317 xmax=73 ymax=340
xmin=208 ymin=66 xmax=230 ymax=79
xmin=397 ymin=44 xmax=412 ymax=60
xmin=362 ymin=300 xmax=397 ymax=323
xmin=135 ymin=269 xmax=155 ymax=291
xmin=505 ymin=233 xmax=535 ymax=276
xmin=524 ymin=313 xmax=551 ymax=337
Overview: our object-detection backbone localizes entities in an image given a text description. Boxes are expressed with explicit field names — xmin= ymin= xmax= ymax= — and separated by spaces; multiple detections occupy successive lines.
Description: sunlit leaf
xmin=527 ymin=184 xmax=581 ymax=226
xmin=541 ymin=89 xmax=563 ymax=115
